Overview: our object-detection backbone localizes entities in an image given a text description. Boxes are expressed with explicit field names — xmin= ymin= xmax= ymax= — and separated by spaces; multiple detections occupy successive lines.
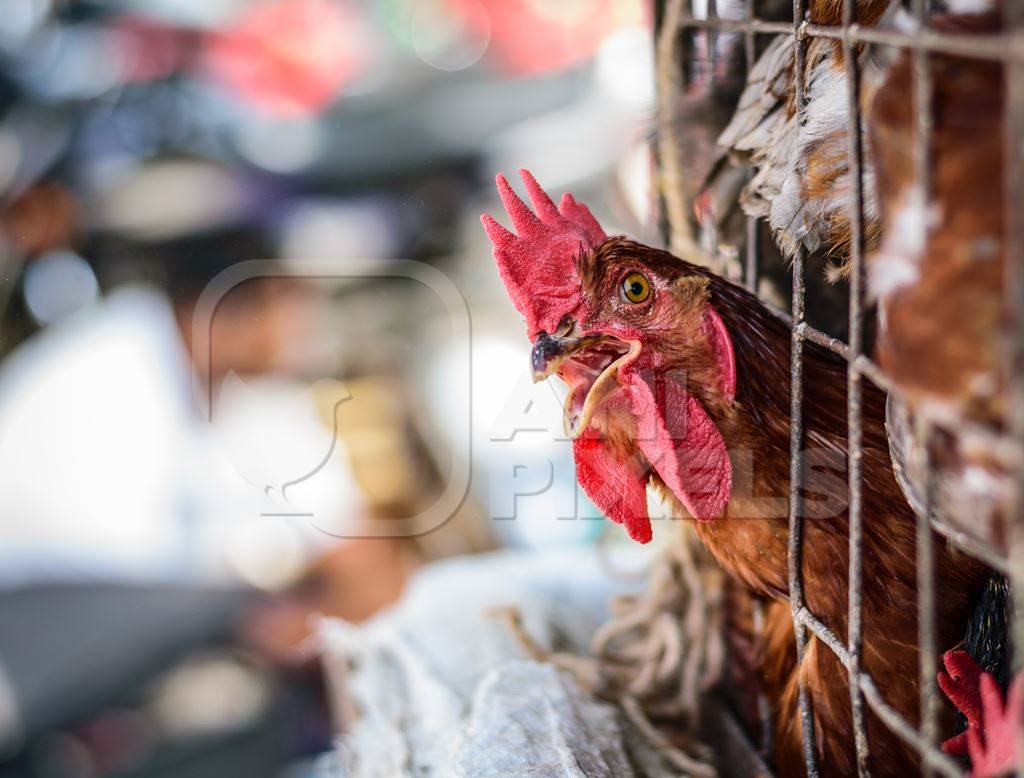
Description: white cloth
xmin=320 ymin=548 xmax=675 ymax=778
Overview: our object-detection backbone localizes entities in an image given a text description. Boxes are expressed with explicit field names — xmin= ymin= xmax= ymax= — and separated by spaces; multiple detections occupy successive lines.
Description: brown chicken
xmin=711 ymin=0 xmax=892 ymax=264
xmin=482 ymin=170 xmax=988 ymax=775
xmin=868 ymin=13 xmax=1013 ymax=558
xmin=710 ymin=0 xmax=998 ymax=269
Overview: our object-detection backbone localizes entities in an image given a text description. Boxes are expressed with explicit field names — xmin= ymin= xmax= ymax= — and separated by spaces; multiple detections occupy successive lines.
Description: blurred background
xmin=0 ymin=1 xmax=659 ymax=775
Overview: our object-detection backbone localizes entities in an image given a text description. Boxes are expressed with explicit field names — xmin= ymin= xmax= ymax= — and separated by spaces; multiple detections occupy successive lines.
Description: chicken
xmin=711 ymin=0 xmax=892 ymax=265
xmin=482 ymin=170 xmax=989 ymax=775
xmin=867 ymin=12 xmax=1013 ymax=558
xmin=709 ymin=0 xmax=999 ymax=269
xmin=696 ymin=0 xmax=901 ymax=340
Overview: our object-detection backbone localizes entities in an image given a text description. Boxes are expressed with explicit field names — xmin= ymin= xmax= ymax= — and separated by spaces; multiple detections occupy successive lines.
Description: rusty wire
xmin=910 ymin=2 xmax=941 ymax=775
xmin=676 ymin=15 xmax=1020 ymax=61
xmin=840 ymin=0 xmax=870 ymax=771
xmin=664 ymin=0 xmax=1022 ymax=775
xmin=785 ymin=0 xmax=819 ymax=773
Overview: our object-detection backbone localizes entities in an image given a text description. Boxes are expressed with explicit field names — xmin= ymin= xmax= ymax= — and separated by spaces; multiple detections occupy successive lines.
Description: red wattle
xmin=627 ymin=371 xmax=732 ymax=522
xmin=573 ymin=430 xmax=652 ymax=544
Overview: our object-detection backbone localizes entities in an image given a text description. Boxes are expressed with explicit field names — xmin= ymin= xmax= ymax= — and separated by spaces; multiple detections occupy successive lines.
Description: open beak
xmin=530 ymin=331 xmax=639 ymax=439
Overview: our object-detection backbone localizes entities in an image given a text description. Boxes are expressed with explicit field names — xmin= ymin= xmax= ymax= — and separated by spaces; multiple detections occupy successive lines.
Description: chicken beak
xmin=530 ymin=332 xmax=604 ymax=383
xmin=530 ymin=330 xmax=639 ymax=439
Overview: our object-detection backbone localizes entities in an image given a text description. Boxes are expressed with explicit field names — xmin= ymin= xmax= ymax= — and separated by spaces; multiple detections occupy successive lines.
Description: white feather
xmin=868 ymin=186 xmax=941 ymax=299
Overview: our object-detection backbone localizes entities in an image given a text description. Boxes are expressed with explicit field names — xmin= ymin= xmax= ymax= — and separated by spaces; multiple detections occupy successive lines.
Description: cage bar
xmin=743 ymin=1 xmax=759 ymax=293
xmin=740 ymin=2 xmax=772 ymax=755
xmin=676 ymin=15 xmax=1018 ymax=63
xmin=908 ymin=2 xmax=941 ymax=773
xmin=915 ymin=420 xmax=938 ymax=776
xmin=840 ymin=0 xmax=870 ymax=772
xmin=787 ymin=1 xmax=819 ymax=774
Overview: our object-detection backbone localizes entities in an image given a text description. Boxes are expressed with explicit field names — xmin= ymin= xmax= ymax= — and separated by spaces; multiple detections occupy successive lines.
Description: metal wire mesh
xmin=658 ymin=0 xmax=1024 ymax=775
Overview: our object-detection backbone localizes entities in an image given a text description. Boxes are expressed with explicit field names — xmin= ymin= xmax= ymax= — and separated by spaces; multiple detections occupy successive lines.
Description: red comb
xmin=481 ymin=169 xmax=607 ymax=338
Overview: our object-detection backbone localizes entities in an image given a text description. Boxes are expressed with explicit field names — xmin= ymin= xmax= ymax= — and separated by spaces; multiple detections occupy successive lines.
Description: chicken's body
xmin=678 ymin=266 xmax=987 ymax=774
xmin=868 ymin=16 xmax=1012 ymax=558
xmin=481 ymin=172 xmax=988 ymax=775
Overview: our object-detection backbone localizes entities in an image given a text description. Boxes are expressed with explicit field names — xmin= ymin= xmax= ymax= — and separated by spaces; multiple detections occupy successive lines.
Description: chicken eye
xmin=621 ymin=272 xmax=651 ymax=304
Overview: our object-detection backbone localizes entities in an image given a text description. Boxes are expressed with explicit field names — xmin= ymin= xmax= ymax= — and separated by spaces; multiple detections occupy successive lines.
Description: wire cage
xmin=652 ymin=0 xmax=1024 ymax=775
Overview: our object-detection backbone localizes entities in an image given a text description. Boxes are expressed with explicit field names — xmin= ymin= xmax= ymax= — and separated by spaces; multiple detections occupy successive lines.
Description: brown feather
xmin=866 ymin=14 xmax=1012 ymax=566
xmin=809 ymin=0 xmax=892 ymax=26
xmin=869 ymin=20 xmax=1005 ymax=423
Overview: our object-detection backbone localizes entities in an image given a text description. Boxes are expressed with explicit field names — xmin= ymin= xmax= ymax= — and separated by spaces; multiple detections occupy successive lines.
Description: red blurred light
xmin=110 ymin=14 xmax=188 ymax=84
xmin=445 ymin=0 xmax=643 ymax=76
xmin=202 ymin=0 xmax=367 ymax=118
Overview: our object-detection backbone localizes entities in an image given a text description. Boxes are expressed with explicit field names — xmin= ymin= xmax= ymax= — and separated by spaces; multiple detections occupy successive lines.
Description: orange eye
xmin=621 ymin=272 xmax=651 ymax=303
